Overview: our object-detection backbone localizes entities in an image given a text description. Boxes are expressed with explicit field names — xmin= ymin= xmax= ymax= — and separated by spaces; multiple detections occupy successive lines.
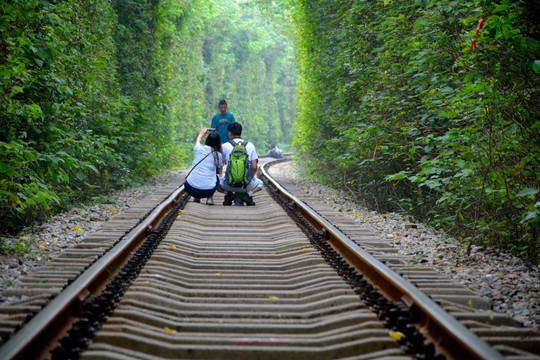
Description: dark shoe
xmin=241 ymin=193 xmax=255 ymax=206
xmin=234 ymin=194 xmax=243 ymax=206
xmin=193 ymin=198 xmax=200 ymax=203
xmin=223 ymin=192 xmax=234 ymax=206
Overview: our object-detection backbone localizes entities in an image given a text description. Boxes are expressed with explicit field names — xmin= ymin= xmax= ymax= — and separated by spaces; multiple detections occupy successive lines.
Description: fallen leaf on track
xmin=389 ymin=330 xmax=405 ymax=340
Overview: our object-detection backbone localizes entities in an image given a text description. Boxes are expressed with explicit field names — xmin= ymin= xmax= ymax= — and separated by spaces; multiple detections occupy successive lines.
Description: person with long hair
xmin=184 ymin=128 xmax=223 ymax=205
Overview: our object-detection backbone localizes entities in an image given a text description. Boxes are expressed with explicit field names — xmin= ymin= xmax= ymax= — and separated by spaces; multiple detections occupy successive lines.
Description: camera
xmin=206 ymin=128 xmax=215 ymax=134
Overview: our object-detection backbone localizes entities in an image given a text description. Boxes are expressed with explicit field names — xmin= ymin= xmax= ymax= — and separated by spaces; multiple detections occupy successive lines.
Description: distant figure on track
xmin=184 ymin=128 xmax=223 ymax=205
xmin=267 ymin=144 xmax=284 ymax=158
xmin=218 ymin=122 xmax=263 ymax=206
xmin=211 ymin=99 xmax=235 ymax=144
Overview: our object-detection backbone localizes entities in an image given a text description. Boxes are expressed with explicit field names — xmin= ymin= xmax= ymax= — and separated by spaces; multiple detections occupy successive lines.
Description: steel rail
xmin=0 ymin=185 xmax=186 ymax=360
xmin=260 ymin=159 xmax=504 ymax=360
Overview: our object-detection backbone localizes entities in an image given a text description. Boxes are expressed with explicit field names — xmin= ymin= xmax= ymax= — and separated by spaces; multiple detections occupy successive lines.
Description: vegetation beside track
xmin=287 ymin=0 xmax=540 ymax=263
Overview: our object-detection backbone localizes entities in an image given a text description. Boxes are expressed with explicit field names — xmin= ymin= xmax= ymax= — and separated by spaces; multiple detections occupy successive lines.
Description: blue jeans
xmin=184 ymin=177 xmax=219 ymax=199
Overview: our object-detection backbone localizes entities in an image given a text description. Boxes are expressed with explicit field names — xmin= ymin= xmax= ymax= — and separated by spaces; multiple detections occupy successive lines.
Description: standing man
xmin=211 ymin=99 xmax=235 ymax=144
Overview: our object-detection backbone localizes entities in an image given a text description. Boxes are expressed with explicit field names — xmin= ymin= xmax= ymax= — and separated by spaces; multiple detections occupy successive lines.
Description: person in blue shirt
xmin=211 ymin=99 xmax=235 ymax=144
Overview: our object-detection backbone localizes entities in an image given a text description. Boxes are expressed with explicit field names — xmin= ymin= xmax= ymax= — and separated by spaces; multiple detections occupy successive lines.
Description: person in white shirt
xmin=184 ymin=128 xmax=223 ymax=205
xmin=219 ymin=122 xmax=263 ymax=206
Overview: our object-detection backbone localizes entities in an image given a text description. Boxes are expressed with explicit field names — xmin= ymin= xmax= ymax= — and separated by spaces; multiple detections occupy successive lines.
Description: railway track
xmin=0 ymin=158 xmax=539 ymax=359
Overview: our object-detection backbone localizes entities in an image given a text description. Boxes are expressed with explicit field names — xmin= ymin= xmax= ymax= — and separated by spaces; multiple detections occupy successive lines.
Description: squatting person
xmin=218 ymin=122 xmax=263 ymax=205
xmin=184 ymin=128 xmax=223 ymax=205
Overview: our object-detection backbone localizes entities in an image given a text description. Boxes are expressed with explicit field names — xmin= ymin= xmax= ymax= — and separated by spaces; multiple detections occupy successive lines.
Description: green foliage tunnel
xmin=0 ymin=0 xmax=295 ymax=233
xmin=288 ymin=0 xmax=539 ymax=263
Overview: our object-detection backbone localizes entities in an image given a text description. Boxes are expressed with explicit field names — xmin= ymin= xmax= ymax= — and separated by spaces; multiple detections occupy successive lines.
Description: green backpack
xmin=225 ymin=140 xmax=251 ymax=188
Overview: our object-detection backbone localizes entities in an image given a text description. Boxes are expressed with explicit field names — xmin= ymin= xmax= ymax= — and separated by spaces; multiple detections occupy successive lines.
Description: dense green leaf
xmin=534 ymin=60 xmax=540 ymax=73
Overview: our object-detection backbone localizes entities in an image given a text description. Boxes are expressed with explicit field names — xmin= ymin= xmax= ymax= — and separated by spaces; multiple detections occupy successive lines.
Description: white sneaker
xmin=206 ymin=198 xmax=215 ymax=205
